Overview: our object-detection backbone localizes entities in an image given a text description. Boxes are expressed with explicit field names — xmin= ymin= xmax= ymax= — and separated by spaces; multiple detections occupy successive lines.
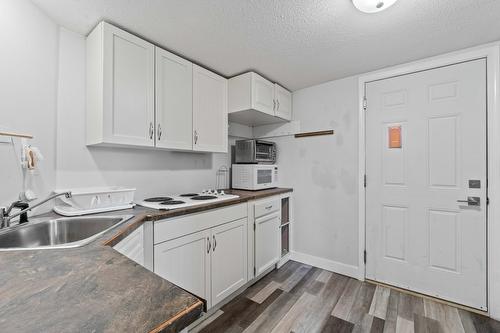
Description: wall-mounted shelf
xmin=294 ymin=130 xmax=334 ymax=138
xmin=0 ymin=131 xmax=33 ymax=139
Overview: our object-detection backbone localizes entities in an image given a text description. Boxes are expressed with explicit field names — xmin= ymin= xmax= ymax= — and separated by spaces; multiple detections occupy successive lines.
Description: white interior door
xmin=365 ymin=59 xmax=487 ymax=310
xmin=155 ymin=47 xmax=193 ymax=150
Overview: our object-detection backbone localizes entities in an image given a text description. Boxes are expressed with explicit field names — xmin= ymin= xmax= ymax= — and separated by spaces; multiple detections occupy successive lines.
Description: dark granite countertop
xmin=0 ymin=188 xmax=292 ymax=333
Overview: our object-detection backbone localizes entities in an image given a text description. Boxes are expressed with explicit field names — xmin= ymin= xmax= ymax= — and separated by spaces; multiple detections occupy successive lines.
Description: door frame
xmin=357 ymin=43 xmax=500 ymax=318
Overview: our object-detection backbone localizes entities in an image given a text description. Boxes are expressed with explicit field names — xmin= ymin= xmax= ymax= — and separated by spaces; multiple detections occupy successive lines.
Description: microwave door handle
xmin=253 ymin=142 xmax=257 ymax=163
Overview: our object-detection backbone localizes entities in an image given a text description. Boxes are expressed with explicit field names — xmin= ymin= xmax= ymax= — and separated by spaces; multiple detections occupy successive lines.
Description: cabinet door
xmin=211 ymin=218 xmax=248 ymax=307
xmin=252 ymin=74 xmax=275 ymax=116
xmin=255 ymin=212 xmax=280 ymax=276
xmin=102 ymin=23 xmax=155 ymax=146
xmin=154 ymin=230 xmax=211 ymax=303
xmin=274 ymin=84 xmax=292 ymax=121
xmin=192 ymin=65 xmax=228 ymax=153
xmin=155 ymin=47 xmax=193 ymax=150
xmin=113 ymin=225 xmax=144 ymax=266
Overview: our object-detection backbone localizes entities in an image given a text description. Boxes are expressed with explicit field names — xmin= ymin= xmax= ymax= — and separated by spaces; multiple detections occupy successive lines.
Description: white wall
xmin=0 ymin=2 xmax=231 ymax=211
xmin=0 ymin=0 xmax=59 ymax=210
xmin=56 ymin=28 xmax=230 ymax=200
xmin=275 ymin=76 xmax=359 ymax=273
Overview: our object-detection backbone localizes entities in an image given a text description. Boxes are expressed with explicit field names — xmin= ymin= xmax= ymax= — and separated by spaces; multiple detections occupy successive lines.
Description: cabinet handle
xmin=213 ymin=235 xmax=217 ymax=252
xmin=157 ymin=124 xmax=162 ymax=141
xmin=194 ymin=130 xmax=198 ymax=144
xmin=207 ymin=237 xmax=211 ymax=253
xmin=149 ymin=122 xmax=154 ymax=140
xmin=273 ymin=99 xmax=276 ymax=111
xmin=277 ymin=100 xmax=280 ymax=111
xmin=265 ymin=205 xmax=273 ymax=210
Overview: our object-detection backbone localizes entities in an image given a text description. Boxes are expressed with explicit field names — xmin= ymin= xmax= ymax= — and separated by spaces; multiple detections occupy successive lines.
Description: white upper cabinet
xmin=228 ymin=72 xmax=292 ymax=126
xmin=253 ymin=74 xmax=275 ymax=115
xmin=274 ymin=84 xmax=292 ymax=121
xmin=155 ymin=47 xmax=193 ymax=150
xmin=87 ymin=22 xmax=155 ymax=147
xmin=193 ymin=64 xmax=228 ymax=153
xmin=86 ymin=22 xmax=227 ymax=153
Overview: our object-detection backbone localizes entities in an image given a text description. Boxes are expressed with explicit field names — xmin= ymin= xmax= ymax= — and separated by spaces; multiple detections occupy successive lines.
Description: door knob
xmin=457 ymin=196 xmax=480 ymax=206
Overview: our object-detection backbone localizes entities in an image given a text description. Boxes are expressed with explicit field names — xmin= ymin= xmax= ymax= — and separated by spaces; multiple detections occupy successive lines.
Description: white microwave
xmin=232 ymin=164 xmax=278 ymax=190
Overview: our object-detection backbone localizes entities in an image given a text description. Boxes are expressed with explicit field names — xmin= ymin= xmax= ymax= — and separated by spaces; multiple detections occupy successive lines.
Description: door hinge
xmin=363 ymin=97 xmax=367 ymax=111
xmin=253 ymin=223 xmax=256 ymax=231
xmin=364 ymin=250 xmax=367 ymax=264
xmin=364 ymin=174 xmax=367 ymax=188
xmin=253 ymin=266 xmax=256 ymax=276
xmin=487 ymin=197 xmax=490 ymax=205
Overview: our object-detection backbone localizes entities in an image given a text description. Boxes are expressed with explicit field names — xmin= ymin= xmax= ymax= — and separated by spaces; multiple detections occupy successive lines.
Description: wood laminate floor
xmin=193 ymin=261 xmax=500 ymax=333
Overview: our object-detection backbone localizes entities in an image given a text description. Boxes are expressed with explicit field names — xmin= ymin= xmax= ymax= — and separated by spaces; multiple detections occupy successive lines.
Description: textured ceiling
xmin=31 ymin=0 xmax=500 ymax=91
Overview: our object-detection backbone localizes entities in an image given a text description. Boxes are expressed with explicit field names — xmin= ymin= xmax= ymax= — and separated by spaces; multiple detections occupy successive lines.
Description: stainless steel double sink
xmin=0 ymin=215 xmax=133 ymax=251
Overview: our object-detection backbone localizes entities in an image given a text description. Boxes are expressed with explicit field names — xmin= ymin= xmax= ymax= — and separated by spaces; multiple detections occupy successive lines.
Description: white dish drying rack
xmin=53 ymin=186 xmax=136 ymax=216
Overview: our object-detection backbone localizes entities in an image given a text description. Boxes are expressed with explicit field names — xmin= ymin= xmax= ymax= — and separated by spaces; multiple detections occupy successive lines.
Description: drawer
xmin=254 ymin=198 xmax=280 ymax=218
xmin=154 ymin=203 xmax=247 ymax=244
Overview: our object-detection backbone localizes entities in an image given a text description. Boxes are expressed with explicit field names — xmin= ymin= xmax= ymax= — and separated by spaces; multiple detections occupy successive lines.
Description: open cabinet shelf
xmin=280 ymin=195 xmax=291 ymax=261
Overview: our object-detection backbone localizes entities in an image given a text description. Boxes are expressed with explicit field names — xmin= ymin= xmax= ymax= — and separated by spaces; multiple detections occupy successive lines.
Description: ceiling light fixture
xmin=352 ymin=0 xmax=399 ymax=13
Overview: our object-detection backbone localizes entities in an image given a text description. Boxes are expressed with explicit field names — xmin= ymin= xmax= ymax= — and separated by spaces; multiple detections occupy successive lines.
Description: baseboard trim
xmin=290 ymin=251 xmax=360 ymax=279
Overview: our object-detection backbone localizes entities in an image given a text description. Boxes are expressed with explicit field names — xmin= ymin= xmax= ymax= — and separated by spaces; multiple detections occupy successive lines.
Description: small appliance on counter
xmin=235 ymin=139 xmax=276 ymax=164
xmin=232 ymin=164 xmax=278 ymax=190
xmin=231 ymin=139 xmax=279 ymax=190
xmin=53 ymin=186 xmax=136 ymax=216
xmin=137 ymin=190 xmax=239 ymax=210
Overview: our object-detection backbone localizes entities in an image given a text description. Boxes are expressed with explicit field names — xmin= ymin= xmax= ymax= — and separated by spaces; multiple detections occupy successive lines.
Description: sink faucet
xmin=0 ymin=192 xmax=72 ymax=229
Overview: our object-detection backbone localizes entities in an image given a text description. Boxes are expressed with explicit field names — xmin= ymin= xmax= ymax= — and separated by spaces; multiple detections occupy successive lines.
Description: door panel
xmin=366 ymin=59 xmax=487 ymax=310
xmin=154 ymin=230 xmax=210 ymax=303
xmin=211 ymin=218 xmax=247 ymax=307
xmin=103 ymin=23 xmax=155 ymax=146
xmin=274 ymin=84 xmax=292 ymax=120
xmin=252 ymin=75 xmax=275 ymax=115
xmin=155 ymin=47 xmax=193 ymax=150
xmin=192 ymin=65 xmax=228 ymax=153
xmin=255 ymin=212 xmax=280 ymax=276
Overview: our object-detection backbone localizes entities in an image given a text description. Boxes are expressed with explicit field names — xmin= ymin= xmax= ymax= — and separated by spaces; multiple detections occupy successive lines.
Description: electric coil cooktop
xmin=138 ymin=190 xmax=239 ymax=210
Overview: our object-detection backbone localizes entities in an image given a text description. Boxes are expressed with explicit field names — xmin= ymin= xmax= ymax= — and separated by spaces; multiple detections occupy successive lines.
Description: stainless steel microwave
xmin=235 ymin=139 xmax=276 ymax=164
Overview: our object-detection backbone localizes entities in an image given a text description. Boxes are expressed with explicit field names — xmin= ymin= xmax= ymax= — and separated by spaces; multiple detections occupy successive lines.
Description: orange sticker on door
xmin=388 ymin=126 xmax=402 ymax=148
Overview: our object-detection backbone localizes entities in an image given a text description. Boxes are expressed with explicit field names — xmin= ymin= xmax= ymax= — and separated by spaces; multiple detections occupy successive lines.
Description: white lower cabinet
xmin=87 ymin=21 xmax=228 ymax=153
xmin=153 ymin=209 xmax=247 ymax=309
xmin=210 ymin=218 xmax=248 ymax=306
xmin=113 ymin=225 xmax=145 ymax=266
xmin=254 ymin=211 xmax=281 ymax=277
xmin=154 ymin=229 xmax=211 ymax=302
